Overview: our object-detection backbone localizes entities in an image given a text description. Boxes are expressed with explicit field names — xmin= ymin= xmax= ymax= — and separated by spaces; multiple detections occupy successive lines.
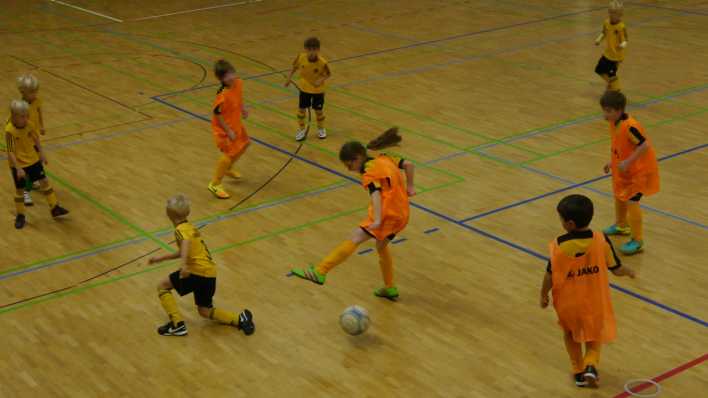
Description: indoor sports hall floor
xmin=1 ymin=0 xmax=706 ymax=397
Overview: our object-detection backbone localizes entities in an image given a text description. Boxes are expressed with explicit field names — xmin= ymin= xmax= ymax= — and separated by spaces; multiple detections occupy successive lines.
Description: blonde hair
xmin=17 ymin=74 xmax=39 ymax=93
xmin=609 ymin=0 xmax=624 ymax=11
xmin=166 ymin=194 xmax=191 ymax=219
xmin=10 ymin=99 xmax=30 ymax=116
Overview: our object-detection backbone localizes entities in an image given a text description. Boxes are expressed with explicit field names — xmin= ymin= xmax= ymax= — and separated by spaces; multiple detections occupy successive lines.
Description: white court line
xmin=48 ymin=0 xmax=123 ymax=23
xmin=131 ymin=0 xmax=264 ymax=22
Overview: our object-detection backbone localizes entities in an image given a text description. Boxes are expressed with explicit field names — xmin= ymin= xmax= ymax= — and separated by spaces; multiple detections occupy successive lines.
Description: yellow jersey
xmin=27 ymin=97 xmax=43 ymax=135
xmin=175 ymin=222 xmax=217 ymax=278
xmin=602 ymin=19 xmax=627 ymax=61
xmin=5 ymin=119 xmax=39 ymax=168
xmin=293 ymin=53 xmax=329 ymax=94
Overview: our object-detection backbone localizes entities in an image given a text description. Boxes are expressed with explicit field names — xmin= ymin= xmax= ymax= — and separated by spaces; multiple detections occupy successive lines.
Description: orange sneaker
xmin=208 ymin=183 xmax=230 ymax=199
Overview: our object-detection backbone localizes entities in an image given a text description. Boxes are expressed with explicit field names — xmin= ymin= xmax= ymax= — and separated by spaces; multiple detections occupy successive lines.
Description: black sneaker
xmin=15 ymin=214 xmax=26 ymax=229
xmin=574 ymin=373 xmax=587 ymax=387
xmin=51 ymin=205 xmax=70 ymax=218
xmin=583 ymin=365 xmax=599 ymax=388
xmin=238 ymin=309 xmax=255 ymax=335
xmin=157 ymin=321 xmax=187 ymax=336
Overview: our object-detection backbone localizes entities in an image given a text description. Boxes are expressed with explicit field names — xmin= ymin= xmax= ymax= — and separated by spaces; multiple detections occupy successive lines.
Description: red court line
xmin=613 ymin=353 xmax=708 ymax=398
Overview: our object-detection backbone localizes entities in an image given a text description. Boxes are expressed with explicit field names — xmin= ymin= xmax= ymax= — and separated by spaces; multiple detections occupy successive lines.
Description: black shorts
xmin=299 ymin=91 xmax=325 ymax=110
xmin=595 ymin=55 xmax=619 ymax=78
xmin=629 ymin=193 xmax=643 ymax=202
xmin=360 ymin=226 xmax=396 ymax=241
xmin=10 ymin=161 xmax=46 ymax=190
xmin=169 ymin=271 xmax=216 ymax=308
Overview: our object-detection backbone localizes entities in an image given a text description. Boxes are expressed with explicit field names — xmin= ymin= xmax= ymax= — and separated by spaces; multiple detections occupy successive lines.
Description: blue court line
xmin=392 ymin=238 xmax=408 ymax=245
xmin=523 ymin=165 xmax=708 ymax=231
xmin=459 ymin=143 xmax=708 ymax=223
xmin=424 ymin=227 xmax=440 ymax=234
xmin=357 ymin=249 xmax=374 ymax=256
xmin=154 ymin=96 xmax=708 ymax=329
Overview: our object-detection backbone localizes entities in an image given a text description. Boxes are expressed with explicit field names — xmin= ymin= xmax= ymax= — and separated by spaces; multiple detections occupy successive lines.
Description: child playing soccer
xmin=208 ymin=59 xmax=250 ymax=200
xmin=285 ymin=37 xmax=331 ymax=141
xmin=5 ymin=100 xmax=68 ymax=230
xmin=149 ymin=194 xmax=254 ymax=336
xmin=600 ymin=90 xmax=659 ymax=255
xmin=540 ymin=194 xmax=635 ymax=388
xmin=594 ymin=1 xmax=627 ymax=91
xmin=17 ymin=74 xmax=45 ymax=206
xmin=290 ymin=128 xmax=415 ymax=299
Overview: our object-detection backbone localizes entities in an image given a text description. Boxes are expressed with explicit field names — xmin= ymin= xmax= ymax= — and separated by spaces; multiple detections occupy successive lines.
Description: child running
xmin=600 ymin=90 xmax=659 ymax=255
xmin=540 ymin=194 xmax=635 ymax=388
xmin=290 ymin=128 xmax=415 ymax=299
xmin=17 ymin=74 xmax=45 ymax=206
xmin=5 ymin=99 xmax=68 ymax=229
xmin=594 ymin=1 xmax=628 ymax=92
xmin=285 ymin=37 xmax=331 ymax=141
xmin=149 ymin=194 xmax=254 ymax=336
xmin=208 ymin=59 xmax=250 ymax=200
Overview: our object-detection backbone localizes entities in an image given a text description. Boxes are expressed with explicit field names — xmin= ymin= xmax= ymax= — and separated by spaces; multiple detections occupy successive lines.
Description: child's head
xmin=608 ymin=0 xmax=623 ymax=23
xmin=166 ymin=194 xmax=191 ymax=224
xmin=304 ymin=37 xmax=321 ymax=60
xmin=10 ymin=99 xmax=29 ymax=128
xmin=557 ymin=194 xmax=594 ymax=232
xmin=339 ymin=127 xmax=402 ymax=172
xmin=17 ymin=74 xmax=39 ymax=102
xmin=214 ymin=59 xmax=236 ymax=86
xmin=600 ymin=90 xmax=626 ymax=123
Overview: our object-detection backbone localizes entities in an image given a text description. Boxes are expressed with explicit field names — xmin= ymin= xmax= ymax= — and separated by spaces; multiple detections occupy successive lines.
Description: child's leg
xmin=315 ymin=110 xmax=325 ymax=130
xmin=583 ymin=341 xmax=602 ymax=369
xmin=615 ymin=197 xmax=628 ymax=228
xmin=212 ymin=154 xmax=233 ymax=186
xmin=563 ymin=330 xmax=585 ymax=375
xmin=376 ymin=240 xmax=394 ymax=288
xmin=297 ymin=108 xmax=307 ymax=130
xmin=14 ymin=188 xmax=26 ymax=216
xmin=157 ymin=278 xmax=183 ymax=325
xmin=315 ymin=228 xmax=371 ymax=275
xmin=594 ymin=57 xmax=611 ymax=83
xmin=38 ymin=178 xmax=66 ymax=215
xmin=200 ymin=306 xmax=235 ymax=324
xmin=627 ymin=195 xmax=643 ymax=242
xmin=608 ymin=75 xmax=621 ymax=91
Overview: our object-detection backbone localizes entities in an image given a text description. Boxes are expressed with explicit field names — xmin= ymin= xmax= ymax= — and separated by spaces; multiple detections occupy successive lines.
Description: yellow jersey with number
xmin=5 ymin=119 xmax=39 ymax=168
xmin=27 ymin=97 xmax=43 ymax=136
xmin=602 ymin=19 xmax=627 ymax=61
xmin=175 ymin=222 xmax=217 ymax=277
xmin=293 ymin=53 xmax=329 ymax=94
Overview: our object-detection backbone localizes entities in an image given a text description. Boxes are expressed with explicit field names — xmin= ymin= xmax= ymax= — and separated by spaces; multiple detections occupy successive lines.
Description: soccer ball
xmin=339 ymin=305 xmax=370 ymax=335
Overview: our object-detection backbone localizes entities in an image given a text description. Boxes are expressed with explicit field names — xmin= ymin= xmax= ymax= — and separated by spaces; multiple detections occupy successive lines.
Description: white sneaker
xmin=23 ymin=191 xmax=33 ymax=206
xmin=318 ymin=128 xmax=327 ymax=139
xmin=295 ymin=128 xmax=307 ymax=141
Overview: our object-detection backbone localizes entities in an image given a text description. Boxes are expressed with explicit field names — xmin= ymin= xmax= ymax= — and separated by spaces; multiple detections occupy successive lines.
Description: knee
xmin=197 ymin=307 xmax=212 ymax=318
xmin=157 ymin=279 xmax=171 ymax=291
xmin=38 ymin=178 xmax=50 ymax=190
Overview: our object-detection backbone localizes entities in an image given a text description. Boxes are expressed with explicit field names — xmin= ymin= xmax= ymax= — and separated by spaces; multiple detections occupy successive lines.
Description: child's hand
xmin=242 ymin=108 xmax=249 ymax=120
xmin=40 ymin=128 xmax=46 ymax=136
xmin=626 ymin=267 xmax=636 ymax=279
xmin=179 ymin=269 xmax=190 ymax=279
xmin=603 ymin=163 xmax=611 ymax=174
xmin=407 ymin=187 xmax=416 ymax=197
xmin=148 ymin=256 xmax=160 ymax=265
xmin=595 ymin=39 xmax=601 ymax=46
xmin=40 ymin=153 xmax=48 ymax=165
xmin=16 ymin=168 xmax=26 ymax=180
xmin=227 ymin=129 xmax=236 ymax=141
xmin=619 ymin=41 xmax=627 ymax=49
xmin=284 ymin=79 xmax=291 ymax=88
xmin=618 ymin=160 xmax=629 ymax=173
xmin=540 ymin=294 xmax=550 ymax=308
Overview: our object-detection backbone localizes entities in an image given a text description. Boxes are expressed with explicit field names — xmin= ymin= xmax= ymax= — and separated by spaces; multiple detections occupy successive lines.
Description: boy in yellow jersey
xmin=5 ymin=100 xmax=68 ymax=230
xmin=285 ymin=37 xmax=331 ymax=141
xmin=149 ymin=194 xmax=254 ymax=336
xmin=17 ymin=74 xmax=46 ymax=206
xmin=594 ymin=1 xmax=628 ymax=91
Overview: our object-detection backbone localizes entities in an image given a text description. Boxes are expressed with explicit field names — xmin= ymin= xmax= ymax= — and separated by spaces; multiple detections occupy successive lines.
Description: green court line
xmin=46 ymin=170 xmax=175 ymax=252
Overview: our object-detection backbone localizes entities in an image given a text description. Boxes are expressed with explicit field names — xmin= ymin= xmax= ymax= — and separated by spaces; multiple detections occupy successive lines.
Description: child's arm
xmin=401 ymin=160 xmax=416 ymax=197
xmin=32 ymin=132 xmax=47 ymax=165
xmin=595 ymin=24 xmax=606 ymax=45
xmin=611 ymin=265 xmax=635 ymax=278
xmin=368 ymin=190 xmax=383 ymax=229
xmin=619 ymin=26 xmax=628 ymax=49
xmin=38 ymin=107 xmax=46 ymax=135
xmin=215 ymin=114 xmax=236 ymax=141
xmin=5 ymin=132 xmax=25 ymax=180
xmin=284 ymin=55 xmax=299 ymax=87
xmin=618 ymin=141 xmax=649 ymax=172
xmin=540 ymin=271 xmax=552 ymax=308
xmin=149 ymin=248 xmax=181 ymax=264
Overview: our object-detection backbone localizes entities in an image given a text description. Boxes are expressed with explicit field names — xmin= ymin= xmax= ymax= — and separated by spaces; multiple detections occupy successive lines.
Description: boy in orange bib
xmin=600 ymin=91 xmax=659 ymax=255
xmin=290 ymin=128 xmax=415 ymax=299
xmin=208 ymin=59 xmax=250 ymax=200
xmin=540 ymin=194 xmax=635 ymax=388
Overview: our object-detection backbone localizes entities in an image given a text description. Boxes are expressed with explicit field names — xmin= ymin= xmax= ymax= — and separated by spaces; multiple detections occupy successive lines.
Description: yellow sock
xmin=209 ymin=308 xmax=237 ymax=325
xmin=563 ymin=331 xmax=584 ymax=374
xmin=377 ymin=245 xmax=394 ymax=288
xmin=297 ymin=109 xmax=306 ymax=129
xmin=627 ymin=202 xmax=643 ymax=241
xmin=211 ymin=155 xmax=232 ymax=185
xmin=14 ymin=194 xmax=25 ymax=215
xmin=158 ymin=288 xmax=183 ymax=324
xmin=41 ymin=187 xmax=57 ymax=209
xmin=315 ymin=110 xmax=325 ymax=129
xmin=315 ymin=240 xmax=358 ymax=275
xmin=615 ymin=198 xmax=628 ymax=227
xmin=609 ymin=76 xmax=621 ymax=91
xmin=584 ymin=342 xmax=602 ymax=368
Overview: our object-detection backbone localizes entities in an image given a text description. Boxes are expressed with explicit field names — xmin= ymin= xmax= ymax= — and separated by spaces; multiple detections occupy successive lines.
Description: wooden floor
xmin=1 ymin=0 xmax=707 ymax=396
